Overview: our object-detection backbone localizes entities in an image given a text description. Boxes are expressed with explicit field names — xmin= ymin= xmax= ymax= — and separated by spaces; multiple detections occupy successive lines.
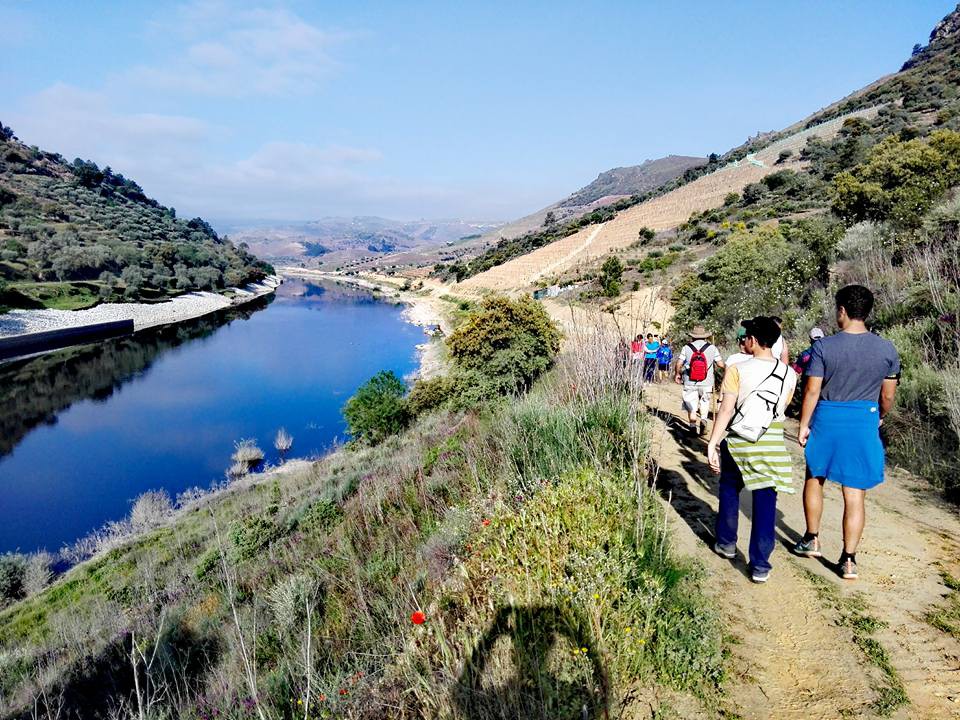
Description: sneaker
xmin=751 ymin=568 xmax=770 ymax=583
xmin=792 ymin=535 xmax=822 ymax=558
xmin=698 ymin=420 xmax=707 ymax=436
xmin=713 ymin=542 xmax=736 ymax=559
xmin=840 ymin=557 xmax=858 ymax=580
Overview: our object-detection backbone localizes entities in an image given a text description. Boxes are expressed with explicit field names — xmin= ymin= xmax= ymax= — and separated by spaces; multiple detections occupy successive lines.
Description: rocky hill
xmin=558 ymin=155 xmax=707 ymax=208
xmin=0 ymin=125 xmax=272 ymax=312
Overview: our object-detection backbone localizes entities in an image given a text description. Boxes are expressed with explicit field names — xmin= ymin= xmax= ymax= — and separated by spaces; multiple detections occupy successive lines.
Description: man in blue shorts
xmin=794 ymin=285 xmax=900 ymax=580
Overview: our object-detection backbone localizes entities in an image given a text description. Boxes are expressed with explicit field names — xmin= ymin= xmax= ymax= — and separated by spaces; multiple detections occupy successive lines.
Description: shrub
xmin=0 ymin=554 xmax=25 ymax=606
xmin=230 ymin=515 xmax=282 ymax=560
xmin=446 ymin=295 xmax=561 ymax=394
xmin=343 ymin=370 xmax=409 ymax=443
xmin=600 ymin=256 xmax=624 ymax=297
xmin=296 ymin=499 xmax=343 ymax=533
xmin=232 ymin=439 xmax=264 ymax=465
xmin=130 ymin=490 xmax=173 ymax=532
xmin=832 ymin=129 xmax=960 ymax=229
xmin=408 ymin=375 xmax=456 ymax=416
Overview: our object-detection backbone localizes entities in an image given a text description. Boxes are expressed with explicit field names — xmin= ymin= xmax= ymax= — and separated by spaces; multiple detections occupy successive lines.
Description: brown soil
xmin=642 ymin=381 xmax=960 ymax=719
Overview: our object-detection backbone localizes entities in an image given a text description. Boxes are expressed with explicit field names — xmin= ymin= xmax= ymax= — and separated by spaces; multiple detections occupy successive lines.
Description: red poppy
xmin=411 ymin=610 xmax=426 ymax=625
xmin=481 ymin=519 xmax=491 ymax=527
xmin=339 ymin=688 xmax=349 ymax=696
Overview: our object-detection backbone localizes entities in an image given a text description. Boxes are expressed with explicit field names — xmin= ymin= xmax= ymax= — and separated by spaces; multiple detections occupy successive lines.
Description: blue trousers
xmin=715 ymin=442 xmax=778 ymax=573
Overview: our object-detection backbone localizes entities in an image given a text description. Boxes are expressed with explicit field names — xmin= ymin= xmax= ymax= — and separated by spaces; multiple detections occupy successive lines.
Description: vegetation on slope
xmin=0 ymin=123 xmax=272 ymax=312
xmin=0 ymin=299 xmax=724 ymax=719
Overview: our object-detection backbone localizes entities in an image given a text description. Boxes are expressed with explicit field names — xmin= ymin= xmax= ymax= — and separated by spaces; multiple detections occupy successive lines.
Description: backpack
xmin=687 ymin=342 xmax=711 ymax=382
xmin=729 ymin=361 xmax=790 ymax=442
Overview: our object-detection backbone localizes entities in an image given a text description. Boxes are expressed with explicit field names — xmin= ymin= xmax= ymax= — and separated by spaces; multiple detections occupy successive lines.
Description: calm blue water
xmin=0 ymin=278 xmax=422 ymax=553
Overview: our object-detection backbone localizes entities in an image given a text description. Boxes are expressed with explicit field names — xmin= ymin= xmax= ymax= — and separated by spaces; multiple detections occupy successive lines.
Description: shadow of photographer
xmin=452 ymin=604 xmax=609 ymax=720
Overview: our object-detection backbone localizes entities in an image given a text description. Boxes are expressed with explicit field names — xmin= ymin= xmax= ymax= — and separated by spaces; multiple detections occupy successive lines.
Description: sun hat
xmin=688 ymin=325 xmax=710 ymax=340
xmin=809 ymin=327 xmax=825 ymax=340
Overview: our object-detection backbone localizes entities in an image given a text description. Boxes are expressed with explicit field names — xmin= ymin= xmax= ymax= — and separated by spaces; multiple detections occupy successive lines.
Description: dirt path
xmin=643 ymin=381 xmax=960 ymax=719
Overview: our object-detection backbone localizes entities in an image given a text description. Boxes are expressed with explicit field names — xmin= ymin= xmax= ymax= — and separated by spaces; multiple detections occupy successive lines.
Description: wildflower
xmin=481 ymin=518 xmax=491 ymax=527
xmin=319 ymin=694 xmax=327 ymax=702
xmin=297 ymin=698 xmax=303 ymax=706
xmin=339 ymin=688 xmax=349 ymax=696
xmin=625 ymin=626 xmax=632 ymax=634
xmin=580 ymin=647 xmax=588 ymax=654
xmin=592 ymin=593 xmax=600 ymax=600
xmin=411 ymin=610 xmax=426 ymax=625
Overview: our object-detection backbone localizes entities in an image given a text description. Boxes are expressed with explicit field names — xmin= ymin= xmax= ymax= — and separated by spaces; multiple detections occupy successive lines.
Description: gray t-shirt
xmin=807 ymin=331 xmax=900 ymax=402
xmin=679 ymin=340 xmax=720 ymax=387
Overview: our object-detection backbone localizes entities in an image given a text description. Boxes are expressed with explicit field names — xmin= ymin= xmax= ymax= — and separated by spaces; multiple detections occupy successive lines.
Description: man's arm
xmin=880 ymin=378 xmax=897 ymax=419
xmin=798 ymin=375 xmax=822 ymax=446
xmin=706 ymin=392 xmax=737 ymax=473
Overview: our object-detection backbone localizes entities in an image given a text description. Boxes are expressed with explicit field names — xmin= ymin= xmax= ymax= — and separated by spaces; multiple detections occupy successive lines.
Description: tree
xmin=446 ymin=295 xmax=561 ymax=394
xmin=637 ymin=227 xmax=656 ymax=244
xmin=600 ymin=256 xmax=624 ymax=297
xmin=542 ymin=210 xmax=556 ymax=227
xmin=343 ymin=370 xmax=409 ymax=444
xmin=776 ymin=150 xmax=794 ymax=165
xmin=723 ymin=192 xmax=740 ymax=206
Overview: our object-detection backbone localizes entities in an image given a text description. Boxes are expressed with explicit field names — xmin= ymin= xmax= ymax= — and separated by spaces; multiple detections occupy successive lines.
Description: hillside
xmin=447 ymin=4 xmax=960 ymax=292
xmin=0 ymin=124 xmax=272 ymax=313
xmin=558 ymin=155 xmax=707 ymax=208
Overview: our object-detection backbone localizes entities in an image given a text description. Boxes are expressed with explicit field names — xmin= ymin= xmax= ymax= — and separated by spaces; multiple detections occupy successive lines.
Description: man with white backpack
xmin=706 ymin=317 xmax=797 ymax=583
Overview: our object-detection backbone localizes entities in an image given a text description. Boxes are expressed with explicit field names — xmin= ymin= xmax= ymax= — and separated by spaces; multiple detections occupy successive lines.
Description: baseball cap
xmin=809 ymin=327 xmax=825 ymax=340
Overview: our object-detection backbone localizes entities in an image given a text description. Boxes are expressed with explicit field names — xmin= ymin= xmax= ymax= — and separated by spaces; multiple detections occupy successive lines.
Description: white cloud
xmin=7 ymin=83 xmax=473 ymax=220
xmin=127 ymin=2 xmax=347 ymax=97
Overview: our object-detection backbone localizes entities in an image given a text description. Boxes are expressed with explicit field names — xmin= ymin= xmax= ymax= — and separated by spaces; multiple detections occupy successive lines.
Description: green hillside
xmin=0 ymin=124 xmax=272 ymax=313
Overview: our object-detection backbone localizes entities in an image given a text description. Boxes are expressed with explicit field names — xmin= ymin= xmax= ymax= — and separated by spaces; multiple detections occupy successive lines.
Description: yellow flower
xmin=625 ymin=627 xmax=632 ymax=634
xmin=298 ymin=698 xmax=303 ymax=705
xmin=592 ymin=593 xmax=600 ymax=600
xmin=580 ymin=647 xmax=588 ymax=653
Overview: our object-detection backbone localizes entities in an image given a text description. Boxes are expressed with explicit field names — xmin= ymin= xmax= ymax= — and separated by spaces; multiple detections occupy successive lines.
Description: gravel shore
xmin=0 ymin=276 xmax=281 ymax=338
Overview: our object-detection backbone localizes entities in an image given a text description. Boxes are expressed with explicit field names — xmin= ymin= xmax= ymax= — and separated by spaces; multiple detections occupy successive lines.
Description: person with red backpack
xmin=674 ymin=325 xmax=723 ymax=435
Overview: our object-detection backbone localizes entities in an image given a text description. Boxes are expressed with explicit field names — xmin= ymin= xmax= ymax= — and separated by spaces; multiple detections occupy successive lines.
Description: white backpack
xmin=728 ymin=361 xmax=790 ymax=442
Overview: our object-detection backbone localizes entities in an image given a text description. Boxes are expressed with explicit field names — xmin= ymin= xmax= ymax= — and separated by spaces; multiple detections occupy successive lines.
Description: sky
xmin=0 ymin=1 xmax=953 ymax=224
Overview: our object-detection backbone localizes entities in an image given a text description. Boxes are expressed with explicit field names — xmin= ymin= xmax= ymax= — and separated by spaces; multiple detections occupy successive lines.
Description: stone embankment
xmin=0 ymin=276 xmax=282 ymax=339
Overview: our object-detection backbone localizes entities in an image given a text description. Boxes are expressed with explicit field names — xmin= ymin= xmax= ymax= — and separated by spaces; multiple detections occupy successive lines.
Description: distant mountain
xmin=558 ymin=155 xmax=708 ymax=208
xmin=227 ymin=216 xmax=502 ymax=266
xmin=457 ymin=154 xmax=707 ymax=251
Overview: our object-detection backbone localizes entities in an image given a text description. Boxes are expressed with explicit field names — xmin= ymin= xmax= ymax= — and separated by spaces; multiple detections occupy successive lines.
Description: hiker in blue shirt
xmin=643 ymin=333 xmax=660 ymax=383
xmin=656 ymin=338 xmax=673 ymax=382
xmin=794 ymin=285 xmax=900 ymax=581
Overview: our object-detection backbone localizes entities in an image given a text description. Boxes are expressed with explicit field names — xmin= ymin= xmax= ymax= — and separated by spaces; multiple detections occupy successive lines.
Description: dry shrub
xmin=130 ymin=490 xmax=172 ymax=532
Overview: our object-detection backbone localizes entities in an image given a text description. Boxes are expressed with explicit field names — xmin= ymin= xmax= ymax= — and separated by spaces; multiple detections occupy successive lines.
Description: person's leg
xmin=714 ymin=442 xmax=743 ymax=554
xmin=681 ymin=388 xmax=698 ymax=425
xmin=749 ymin=487 xmax=778 ymax=574
xmin=841 ymin=486 xmax=866 ymax=553
xmin=803 ymin=473 xmax=826 ymax=534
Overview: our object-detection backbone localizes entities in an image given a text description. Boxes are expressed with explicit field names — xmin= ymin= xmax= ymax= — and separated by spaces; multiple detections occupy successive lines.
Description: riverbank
xmin=0 ymin=276 xmax=282 ymax=340
xmin=279 ymin=267 xmax=450 ymax=379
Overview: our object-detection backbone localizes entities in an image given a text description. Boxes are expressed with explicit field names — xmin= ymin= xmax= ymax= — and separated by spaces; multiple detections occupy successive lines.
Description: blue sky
xmin=1 ymin=1 xmax=952 ymax=222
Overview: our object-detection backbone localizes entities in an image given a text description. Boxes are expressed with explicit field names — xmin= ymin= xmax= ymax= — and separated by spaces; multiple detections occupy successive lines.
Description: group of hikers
xmin=658 ymin=284 xmax=900 ymax=584
xmin=630 ymin=332 xmax=673 ymax=383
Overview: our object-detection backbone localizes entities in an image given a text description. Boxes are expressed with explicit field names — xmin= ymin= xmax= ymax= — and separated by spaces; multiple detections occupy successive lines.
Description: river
xmin=0 ymin=277 xmax=423 ymax=553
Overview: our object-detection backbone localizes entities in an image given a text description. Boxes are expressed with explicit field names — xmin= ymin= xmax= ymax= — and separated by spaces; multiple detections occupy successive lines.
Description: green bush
xmin=0 ymin=554 xmax=26 ymax=606
xmin=832 ymin=129 xmax=960 ymax=229
xmin=446 ymin=295 xmax=561 ymax=394
xmin=297 ymin=499 xmax=343 ymax=533
xmin=343 ymin=370 xmax=410 ymax=443
xmin=407 ymin=375 xmax=456 ymax=416
xmin=600 ymin=256 xmax=624 ymax=297
xmin=230 ymin=515 xmax=282 ymax=561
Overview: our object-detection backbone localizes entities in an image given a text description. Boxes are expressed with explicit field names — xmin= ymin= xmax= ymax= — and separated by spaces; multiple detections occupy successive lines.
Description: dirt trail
xmin=643 ymin=380 xmax=960 ymax=719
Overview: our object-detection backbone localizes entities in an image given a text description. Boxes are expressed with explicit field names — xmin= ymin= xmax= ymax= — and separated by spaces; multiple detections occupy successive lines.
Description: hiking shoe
xmin=840 ymin=557 xmax=858 ymax=580
xmin=792 ymin=536 xmax=822 ymax=558
xmin=751 ymin=568 xmax=770 ymax=583
xmin=713 ymin=542 xmax=736 ymax=560
xmin=698 ymin=420 xmax=707 ymax=436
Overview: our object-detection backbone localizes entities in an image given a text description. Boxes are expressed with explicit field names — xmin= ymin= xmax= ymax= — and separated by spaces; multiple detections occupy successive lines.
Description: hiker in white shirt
xmin=674 ymin=325 xmax=724 ymax=436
